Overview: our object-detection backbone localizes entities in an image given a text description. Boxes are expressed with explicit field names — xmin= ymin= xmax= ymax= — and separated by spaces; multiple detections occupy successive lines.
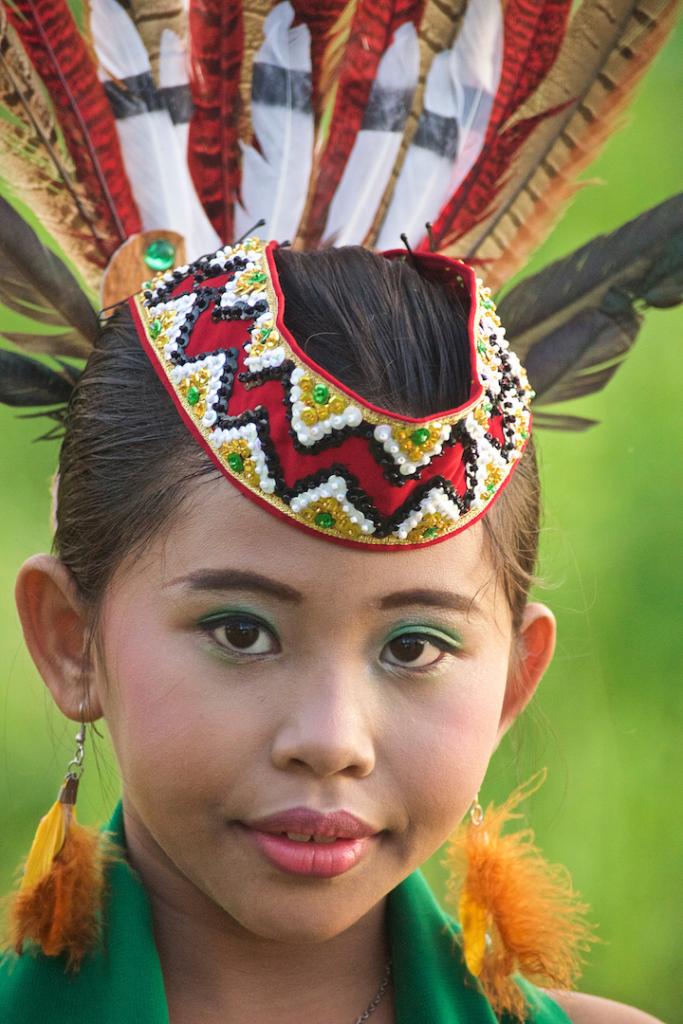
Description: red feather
xmin=426 ymin=0 xmax=572 ymax=252
xmin=6 ymin=0 xmax=141 ymax=262
xmin=188 ymin=0 xmax=243 ymax=244
xmin=298 ymin=0 xmax=425 ymax=248
xmin=290 ymin=0 xmax=347 ymax=118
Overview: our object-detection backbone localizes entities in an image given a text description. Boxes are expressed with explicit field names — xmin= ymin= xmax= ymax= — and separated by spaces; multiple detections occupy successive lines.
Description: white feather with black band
xmin=376 ymin=0 xmax=504 ymax=249
xmin=89 ymin=0 xmax=219 ymax=259
xmin=234 ymin=2 xmax=314 ymax=244
xmin=321 ymin=23 xmax=419 ymax=247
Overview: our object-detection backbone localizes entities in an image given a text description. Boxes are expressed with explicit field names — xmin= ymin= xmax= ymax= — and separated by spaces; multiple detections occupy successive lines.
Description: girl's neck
xmin=124 ymin=815 xmax=394 ymax=1024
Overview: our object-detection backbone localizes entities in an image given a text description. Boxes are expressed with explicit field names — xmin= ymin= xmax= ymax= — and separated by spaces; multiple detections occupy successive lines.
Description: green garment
xmin=0 ymin=800 xmax=571 ymax=1024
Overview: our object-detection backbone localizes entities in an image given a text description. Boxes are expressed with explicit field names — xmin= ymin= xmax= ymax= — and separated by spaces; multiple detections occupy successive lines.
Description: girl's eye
xmin=381 ymin=630 xmax=461 ymax=672
xmin=203 ymin=615 xmax=279 ymax=657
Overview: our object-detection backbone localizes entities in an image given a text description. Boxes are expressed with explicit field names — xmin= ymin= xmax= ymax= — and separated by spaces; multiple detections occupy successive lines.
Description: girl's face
xmin=36 ymin=476 xmax=554 ymax=945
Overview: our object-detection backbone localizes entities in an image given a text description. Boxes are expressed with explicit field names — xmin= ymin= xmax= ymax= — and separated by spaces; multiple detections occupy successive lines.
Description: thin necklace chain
xmin=354 ymin=958 xmax=392 ymax=1023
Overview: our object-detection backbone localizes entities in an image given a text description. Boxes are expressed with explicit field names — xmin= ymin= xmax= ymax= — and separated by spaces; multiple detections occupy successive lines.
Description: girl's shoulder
xmin=543 ymin=990 xmax=666 ymax=1024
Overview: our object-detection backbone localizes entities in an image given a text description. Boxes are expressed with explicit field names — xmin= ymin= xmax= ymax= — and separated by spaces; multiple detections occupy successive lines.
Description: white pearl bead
xmin=345 ymin=407 xmax=362 ymax=427
xmin=374 ymin=425 xmax=391 ymax=442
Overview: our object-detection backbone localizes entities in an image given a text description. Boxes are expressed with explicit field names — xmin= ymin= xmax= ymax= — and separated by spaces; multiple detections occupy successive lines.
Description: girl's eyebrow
xmin=164 ymin=569 xmax=303 ymax=603
xmin=377 ymin=589 xmax=482 ymax=618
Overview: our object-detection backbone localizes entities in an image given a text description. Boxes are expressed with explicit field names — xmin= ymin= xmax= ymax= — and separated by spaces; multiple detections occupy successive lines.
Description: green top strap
xmin=0 ymin=800 xmax=571 ymax=1024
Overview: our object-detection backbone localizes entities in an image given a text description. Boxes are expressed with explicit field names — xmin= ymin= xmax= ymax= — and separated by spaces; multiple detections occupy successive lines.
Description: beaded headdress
xmin=131 ymin=237 xmax=533 ymax=549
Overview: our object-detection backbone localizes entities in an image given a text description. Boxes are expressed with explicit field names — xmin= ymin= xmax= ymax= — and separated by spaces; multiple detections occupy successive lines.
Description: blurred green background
xmin=1 ymin=18 xmax=682 ymax=1022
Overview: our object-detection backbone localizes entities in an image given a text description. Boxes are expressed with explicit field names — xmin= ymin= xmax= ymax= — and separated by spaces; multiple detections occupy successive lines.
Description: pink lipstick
xmin=240 ymin=807 xmax=380 ymax=878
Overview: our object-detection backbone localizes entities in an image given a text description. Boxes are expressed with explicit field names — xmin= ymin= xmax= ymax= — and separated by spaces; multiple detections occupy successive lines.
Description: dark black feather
xmin=523 ymin=309 xmax=639 ymax=406
xmin=530 ymin=411 xmax=599 ymax=431
xmin=0 ymin=196 xmax=99 ymax=358
xmin=0 ymin=349 xmax=78 ymax=407
xmin=499 ymin=193 xmax=683 ymax=429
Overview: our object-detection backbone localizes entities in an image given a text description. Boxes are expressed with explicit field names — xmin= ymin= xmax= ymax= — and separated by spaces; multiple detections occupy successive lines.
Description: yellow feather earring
xmin=444 ymin=770 xmax=598 ymax=1022
xmin=1 ymin=702 xmax=124 ymax=971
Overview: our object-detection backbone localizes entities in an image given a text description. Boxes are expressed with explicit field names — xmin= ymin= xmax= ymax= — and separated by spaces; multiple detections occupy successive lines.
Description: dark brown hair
xmin=54 ymin=246 xmax=540 ymax=676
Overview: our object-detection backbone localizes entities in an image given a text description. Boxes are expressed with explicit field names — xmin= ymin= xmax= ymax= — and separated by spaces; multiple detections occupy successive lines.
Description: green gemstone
xmin=312 ymin=383 xmax=331 ymax=405
xmin=251 ymin=271 xmax=267 ymax=284
xmin=259 ymin=326 xmax=273 ymax=341
xmin=315 ymin=511 xmax=336 ymax=529
xmin=422 ymin=526 xmax=438 ymax=539
xmin=410 ymin=427 xmax=430 ymax=446
xmin=186 ymin=386 xmax=201 ymax=406
xmin=227 ymin=452 xmax=245 ymax=472
xmin=143 ymin=238 xmax=176 ymax=271
xmin=149 ymin=318 xmax=162 ymax=339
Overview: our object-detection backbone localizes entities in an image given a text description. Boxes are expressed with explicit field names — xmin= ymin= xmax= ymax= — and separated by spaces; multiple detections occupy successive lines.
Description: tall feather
xmin=289 ymin=0 xmax=346 ymax=117
xmin=0 ymin=349 xmax=78 ymax=410
xmin=0 ymin=12 xmax=106 ymax=291
xmin=426 ymin=0 xmax=573 ymax=256
xmin=187 ymin=0 xmax=242 ymax=242
xmin=376 ymin=0 xmax=504 ymax=249
xmin=5 ymin=0 xmax=141 ymax=255
xmin=238 ymin=0 xmax=273 ymax=143
xmin=0 ymin=196 xmax=98 ymax=358
xmin=296 ymin=0 xmax=423 ymax=249
xmin=435 ymin=0 xmax=677 ymax=279
xmin=125 ymin=0 xmax=187 ymax=86
xmin=500 ymin=193 xmax=683 ymax=429
xmin=235 ymin=2 xmax=313 ymax=243
xmin=363 ymin=0 xmax=467 ymax=248
xmin=322 ymin=21 xmax=420 ymax=246
xmin=88 ymin=0 xmax=219 ymax=259
xmin=159 ymin=27 xmax=193 ymax=162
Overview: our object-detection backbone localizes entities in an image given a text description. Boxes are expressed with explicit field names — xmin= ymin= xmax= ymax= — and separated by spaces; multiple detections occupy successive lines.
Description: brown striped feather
xmin=0 ymin=10 xmax=103 ymax=292
xmin=238 ymin=0 xmax=274 ymax=143
xmin=315 ymin=0 xmax=359 ymax=141
xmin=126 ymin=0 xmax=187 ymax=85
xmin=452 ymin=0 xmax=679 ymax=288
xmin=364 ymin=0 xmax=468 ymax=248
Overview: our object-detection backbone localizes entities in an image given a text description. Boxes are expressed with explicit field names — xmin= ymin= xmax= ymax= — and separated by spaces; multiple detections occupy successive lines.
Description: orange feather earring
xmin=1 ymin=702 xmax=124 ymax=971
xmin=444 ymin=769 xmax=598 ymax=1022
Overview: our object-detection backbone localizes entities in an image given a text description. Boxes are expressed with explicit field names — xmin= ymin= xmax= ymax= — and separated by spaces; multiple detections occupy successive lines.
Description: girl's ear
xmin=14 ymin=554 xmax=104 ymax=723
xmin=496 ymin=602 xmax=556 ymax=743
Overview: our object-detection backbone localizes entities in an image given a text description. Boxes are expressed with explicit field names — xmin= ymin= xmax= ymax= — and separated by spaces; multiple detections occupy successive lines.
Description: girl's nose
xmin=269 ymin=668 xmax=376 ymax=779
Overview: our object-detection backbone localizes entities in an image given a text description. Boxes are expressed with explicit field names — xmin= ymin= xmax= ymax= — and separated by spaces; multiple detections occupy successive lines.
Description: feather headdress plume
xmin=441 ymin=0 xmax=681 ymax=284
xmin=4 ymin=0 xmax=141 ymax=278
xmin=235 ymin=2 xmax=314 ymax=242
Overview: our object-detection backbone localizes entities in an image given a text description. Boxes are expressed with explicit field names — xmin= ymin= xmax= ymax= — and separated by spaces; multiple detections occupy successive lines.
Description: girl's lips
xmin=239 ymin=824 xmax=377 ymax=878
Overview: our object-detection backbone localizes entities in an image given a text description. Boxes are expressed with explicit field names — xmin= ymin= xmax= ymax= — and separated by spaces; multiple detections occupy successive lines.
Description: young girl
xmin=0 ymin=2 xmax=678 ymax=1021
xmin=0 ymin=238 xmax=668 ymax=1023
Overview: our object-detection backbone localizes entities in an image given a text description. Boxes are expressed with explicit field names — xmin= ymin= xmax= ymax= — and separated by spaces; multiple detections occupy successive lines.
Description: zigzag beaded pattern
xmin=135 ymin=238 xmax=533 ymax=546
